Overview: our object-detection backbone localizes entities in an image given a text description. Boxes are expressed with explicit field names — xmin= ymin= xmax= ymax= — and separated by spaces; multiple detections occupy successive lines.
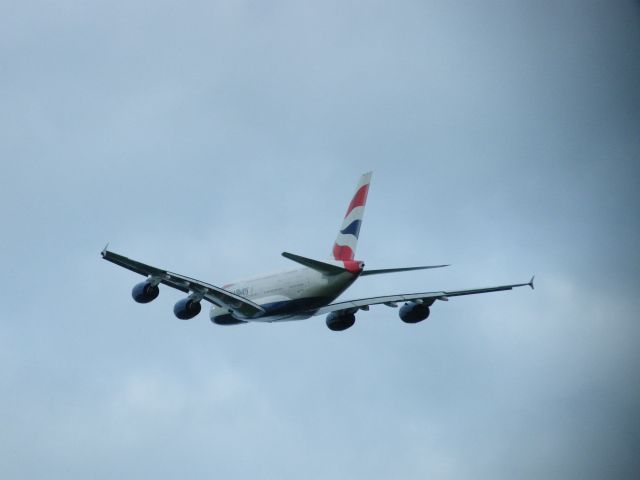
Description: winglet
xmin=529 ymin=275 xmax=535 ymax=290
xmin=101 ymin=243 xmax=110 ymax=258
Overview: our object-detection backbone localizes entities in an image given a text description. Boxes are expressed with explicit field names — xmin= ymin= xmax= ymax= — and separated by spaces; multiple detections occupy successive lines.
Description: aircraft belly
xmin=257 ymin=295 xmax=333 ymax=317
xmin=225 ymin=269 xmax=358 ymax=322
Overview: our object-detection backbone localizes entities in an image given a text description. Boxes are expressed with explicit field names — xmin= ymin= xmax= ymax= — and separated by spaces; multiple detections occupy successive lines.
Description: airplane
xmin=101 ymin=172 xmax=533 ymax=331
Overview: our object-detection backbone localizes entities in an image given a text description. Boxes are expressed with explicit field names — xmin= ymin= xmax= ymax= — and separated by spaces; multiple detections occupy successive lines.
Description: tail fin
xmin=332 ymin=172 xmax=372 ymax=260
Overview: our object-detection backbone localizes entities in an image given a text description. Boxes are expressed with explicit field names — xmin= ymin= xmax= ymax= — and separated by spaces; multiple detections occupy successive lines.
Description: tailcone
xmin=342 ymin=260 xmax=365 ymax=274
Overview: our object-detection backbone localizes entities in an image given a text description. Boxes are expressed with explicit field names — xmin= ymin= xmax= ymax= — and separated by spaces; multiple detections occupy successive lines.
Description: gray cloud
xmin=1 ymin=1 xmax=639 ymax=479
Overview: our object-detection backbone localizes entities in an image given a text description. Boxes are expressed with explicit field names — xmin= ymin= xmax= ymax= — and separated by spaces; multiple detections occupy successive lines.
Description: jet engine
xmin=399 ymin=301 xmax=431 ymax=323
xmin=326 ymin=311 xmax=356 ymax=331
xmin=173 ymin=298 xmax=202 ymax=320
xmin=132 ymin=280 xmax=160 ymax=304
xmin=210 ymin=308 xmax=246 ymax=326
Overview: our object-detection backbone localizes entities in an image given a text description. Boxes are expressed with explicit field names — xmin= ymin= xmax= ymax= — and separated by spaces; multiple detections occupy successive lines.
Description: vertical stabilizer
xmin=332 ymin=172 xmax=372 ymax=260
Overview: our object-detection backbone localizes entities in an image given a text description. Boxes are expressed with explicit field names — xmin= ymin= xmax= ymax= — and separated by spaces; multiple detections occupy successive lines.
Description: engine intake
xmin=326 ymin=311 xmax=356 ymax=331
xmin=132 ymin=281 xmax=160 ymax=304
xmin=399 ymin=301 xmax=430 ymax=323
xmin=174 ymin=298 xmax=202 ymax=320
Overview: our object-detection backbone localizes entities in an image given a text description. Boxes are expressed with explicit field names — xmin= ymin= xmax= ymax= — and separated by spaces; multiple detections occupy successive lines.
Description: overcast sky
xmin=1 ymin=1 xmax=639 ymax=478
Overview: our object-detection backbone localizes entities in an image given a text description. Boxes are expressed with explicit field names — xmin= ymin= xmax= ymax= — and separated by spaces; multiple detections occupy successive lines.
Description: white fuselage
xmin=210 ymin=268 xmax=359 ymax=322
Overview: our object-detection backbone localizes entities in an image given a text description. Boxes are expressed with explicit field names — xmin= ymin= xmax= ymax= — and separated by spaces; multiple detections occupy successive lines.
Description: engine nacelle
xmin=173 ymin=298 xmax=202 ymax=320
xmin=210 ymin=308 xmax=246 ymax=326
xmin=399 ymin=301 xmax=430 ymax=323
xmin=326 ymin=311 xmax=356 ymax=331
xmin=132 ymin=281 xmax=160 ymax=304
xmin=211 ymin=314 xmax=246 ymax=326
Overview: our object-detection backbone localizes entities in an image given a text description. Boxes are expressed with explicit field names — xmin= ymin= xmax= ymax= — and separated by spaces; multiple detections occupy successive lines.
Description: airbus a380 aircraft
xmin=102 ymin=172 xmax=533 ymax=331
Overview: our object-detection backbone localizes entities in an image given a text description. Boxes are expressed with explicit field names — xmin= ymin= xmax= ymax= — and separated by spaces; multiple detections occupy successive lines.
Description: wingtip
xmin=529 ymin=275 xmax=535 ymax=290
xmin=101 ymin=242 xmax=110 ymax=257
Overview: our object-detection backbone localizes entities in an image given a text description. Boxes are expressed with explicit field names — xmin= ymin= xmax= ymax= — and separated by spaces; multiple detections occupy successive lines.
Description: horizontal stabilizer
xmin=282 ymin=252 xmax=347 ymax=274
xmin=360 ymin=264 xmax=449 ymax=276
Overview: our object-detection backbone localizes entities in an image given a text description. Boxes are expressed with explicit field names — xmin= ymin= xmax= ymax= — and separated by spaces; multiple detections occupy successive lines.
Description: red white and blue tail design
xmin=332 ymin=172 xmax=372 ymax=261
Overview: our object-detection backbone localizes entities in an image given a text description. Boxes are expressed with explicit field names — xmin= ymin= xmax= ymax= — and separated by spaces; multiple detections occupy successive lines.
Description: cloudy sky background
xmin=1 ymin=1 xmax=639 ymax=478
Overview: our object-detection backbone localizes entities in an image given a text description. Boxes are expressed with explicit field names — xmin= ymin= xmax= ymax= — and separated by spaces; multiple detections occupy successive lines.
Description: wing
xmin=101 ymin=248 xmax=265 ymax=319
xmin=312 ymin=277 xmax=534 ymax=316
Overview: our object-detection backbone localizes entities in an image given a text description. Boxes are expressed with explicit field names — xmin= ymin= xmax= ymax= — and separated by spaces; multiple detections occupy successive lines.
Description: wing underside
xmin=101 ymin=248 xmax=265 ymax=319
xmin=311 ymin=277 xmax=534 ymax=316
